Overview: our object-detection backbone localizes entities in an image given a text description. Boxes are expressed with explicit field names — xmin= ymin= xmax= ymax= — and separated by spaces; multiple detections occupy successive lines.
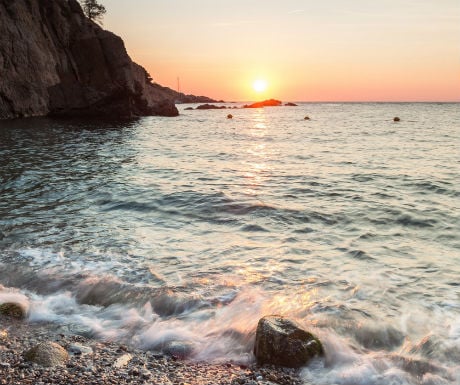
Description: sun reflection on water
xmin=242 ymin=111 xmax=273 ymax=196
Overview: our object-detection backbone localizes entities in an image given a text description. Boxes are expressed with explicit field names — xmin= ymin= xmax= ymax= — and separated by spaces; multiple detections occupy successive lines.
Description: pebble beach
xmin=0 ymin=316 xmax=303 ymax=385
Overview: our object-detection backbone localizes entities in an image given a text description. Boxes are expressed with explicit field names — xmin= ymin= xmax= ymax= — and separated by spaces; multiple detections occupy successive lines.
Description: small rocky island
xmin=191 ymin=99 xmax=298 ymax=111
xmin=0 ymin=0 xmax=215 ymax=120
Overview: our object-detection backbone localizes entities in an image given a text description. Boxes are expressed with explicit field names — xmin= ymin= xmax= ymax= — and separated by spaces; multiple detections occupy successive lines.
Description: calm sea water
xmin=0 ymin=103 xmax=459 ymax=384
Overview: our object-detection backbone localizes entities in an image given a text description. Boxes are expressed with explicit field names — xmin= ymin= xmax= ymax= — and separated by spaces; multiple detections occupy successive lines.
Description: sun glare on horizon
xmin=253 ymin=79 xmax=268 ymax=93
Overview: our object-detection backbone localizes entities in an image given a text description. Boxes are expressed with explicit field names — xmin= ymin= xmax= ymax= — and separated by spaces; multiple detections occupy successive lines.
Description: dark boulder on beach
xmin=0 ymin=302 xmax=27 ymax=319
xmin=254 ymin=315 xmax=323 ymax=368
xmin=0 ymin=0 xmax=216 ymax=119
xmin=244 ymin=99 xmax=282 ymax=108
xmin=24 ymin=341 xmax=69 ymax=367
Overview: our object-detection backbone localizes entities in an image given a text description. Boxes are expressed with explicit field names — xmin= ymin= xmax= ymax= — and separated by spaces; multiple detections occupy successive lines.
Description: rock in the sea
xmin=0 ymin=0 xmax=210 ymax=119
xmin=285 ymin=102 xmax=298 ymax=106
xmin=152 ymin=99 xmax=180 ymax=117
xmin=24 ymin=342 xmax=69 ymax=367
xmin=0 ymin=302 xmax=27 ymax=319
xmin=244 ymin=99 xmax=282 ymax=108
xmin=394 ymin=117 xmax=401 ymax=122
xmin=184 ymin=107 xmax=194 ymax=110
xmin=254 ymin=316 xmax=323 ymax=368
xmin=196 ymin=104 xmax=227 ymax=110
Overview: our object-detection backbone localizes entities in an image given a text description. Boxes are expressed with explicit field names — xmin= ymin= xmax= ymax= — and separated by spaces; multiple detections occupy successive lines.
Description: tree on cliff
xmin=80 ymin=0 xmax=106 ymax=24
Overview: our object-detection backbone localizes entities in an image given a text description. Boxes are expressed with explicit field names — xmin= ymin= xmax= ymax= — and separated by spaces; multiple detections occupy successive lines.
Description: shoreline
xmin=0 ymin=316 xmax=303 ymax=385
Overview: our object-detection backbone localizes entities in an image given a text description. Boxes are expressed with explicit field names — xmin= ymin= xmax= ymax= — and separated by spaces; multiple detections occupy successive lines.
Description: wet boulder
xmin=0 ymin=302 xmax=27 ymax=319
xmin=24 ymin=342 xmax=69 ymax=367
xmin=254 ymin=315 xmax=323 ymax=368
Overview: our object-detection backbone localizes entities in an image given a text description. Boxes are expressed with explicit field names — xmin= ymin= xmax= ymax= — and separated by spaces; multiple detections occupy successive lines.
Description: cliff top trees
xmin=80 ymin=0 xmax=106 ymax=24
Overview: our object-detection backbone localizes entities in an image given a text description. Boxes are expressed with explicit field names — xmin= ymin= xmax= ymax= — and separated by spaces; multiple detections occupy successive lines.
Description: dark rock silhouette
xmin=394 ymin=117 xmax=401 ymax=122
xmin=196 ymin=104 xmax=227 ymax=110
xmin=243 ymin=99 xmax=282 ymax=108
xmin=254 ymin=315 xmax=323 ymax=368
xmin=0 ymin=0 xmax=216 ymax=119
xmin=285 ymin=102 xmax=298 ymax=106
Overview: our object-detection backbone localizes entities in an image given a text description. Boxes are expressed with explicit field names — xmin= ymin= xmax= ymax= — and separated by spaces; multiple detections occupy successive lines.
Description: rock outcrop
xmin=0 ymin=0 xmax=215 ymax=119
xmin=254 ymin=315 xmax=323 ymax=368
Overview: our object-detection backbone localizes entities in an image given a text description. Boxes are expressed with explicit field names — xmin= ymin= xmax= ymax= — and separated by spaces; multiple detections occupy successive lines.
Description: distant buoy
xmin=393 ymin=117 xmax=400 ymax=122
xmin=304 ymin=116 xmax=310 ymax=120
xmin=227 ymin=114 xmax=233 ymax=119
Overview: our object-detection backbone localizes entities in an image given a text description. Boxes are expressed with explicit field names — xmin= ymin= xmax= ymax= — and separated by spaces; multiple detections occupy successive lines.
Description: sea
xmin=0 ymin=103 xmax=459 ymax=384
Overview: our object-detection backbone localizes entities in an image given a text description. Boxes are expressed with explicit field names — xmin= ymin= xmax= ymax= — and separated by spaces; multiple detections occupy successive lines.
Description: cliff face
xmin=0 ymin=0 xmax=204 ymax=119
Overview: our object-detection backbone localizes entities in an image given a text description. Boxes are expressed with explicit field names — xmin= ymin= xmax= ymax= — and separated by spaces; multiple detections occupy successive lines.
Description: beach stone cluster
xmin=0 ymin=311 xmax=305 ymax=385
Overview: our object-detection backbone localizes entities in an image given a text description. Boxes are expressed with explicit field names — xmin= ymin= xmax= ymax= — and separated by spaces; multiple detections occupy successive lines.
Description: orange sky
xmin=103 ymin=0 xmax=460 ymax=102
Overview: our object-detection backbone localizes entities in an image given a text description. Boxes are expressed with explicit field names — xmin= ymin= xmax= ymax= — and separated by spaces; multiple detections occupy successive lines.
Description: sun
xmin=253 ymin=79 xmax=268 ymax=93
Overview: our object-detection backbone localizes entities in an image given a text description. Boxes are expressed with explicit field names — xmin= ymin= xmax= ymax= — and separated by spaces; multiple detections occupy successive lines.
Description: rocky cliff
xmin=0 ymin=0 xmax=214 ymax=119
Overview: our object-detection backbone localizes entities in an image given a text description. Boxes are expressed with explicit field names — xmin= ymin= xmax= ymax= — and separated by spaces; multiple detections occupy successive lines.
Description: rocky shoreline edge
xmin=0 ymin=316 xmax=305 ymax=385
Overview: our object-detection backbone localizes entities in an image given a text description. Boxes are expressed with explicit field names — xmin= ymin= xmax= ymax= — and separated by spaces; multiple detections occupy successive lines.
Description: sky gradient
xmin=103 ymin=0 xmax=460 ymax=102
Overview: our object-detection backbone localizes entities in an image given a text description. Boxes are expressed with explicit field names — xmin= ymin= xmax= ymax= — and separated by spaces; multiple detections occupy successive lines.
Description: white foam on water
xmin=2 ymin=247 xmax=460 ymax=384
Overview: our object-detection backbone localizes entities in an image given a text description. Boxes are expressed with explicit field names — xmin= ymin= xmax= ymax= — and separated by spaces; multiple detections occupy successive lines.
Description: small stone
xmin=113 ymin=353 xmax=132 ymax=368
xmin=162 ymin=340 xmax=194 ymax=359
xmin=68 ymin=343 xmax=93 ymax=356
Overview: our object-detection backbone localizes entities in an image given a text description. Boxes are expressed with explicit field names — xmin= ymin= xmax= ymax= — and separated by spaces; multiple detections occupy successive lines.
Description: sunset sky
xmin=103 ymin=0 xmax=460 ymax=102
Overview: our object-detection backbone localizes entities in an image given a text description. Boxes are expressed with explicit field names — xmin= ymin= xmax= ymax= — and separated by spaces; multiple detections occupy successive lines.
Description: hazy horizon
xmin=106 ymin=1 xmax=458 ymax=102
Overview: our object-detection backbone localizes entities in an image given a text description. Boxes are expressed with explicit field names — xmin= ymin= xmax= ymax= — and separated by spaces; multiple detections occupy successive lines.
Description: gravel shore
xmin=0 ymin=316 xmax=303 ymax=385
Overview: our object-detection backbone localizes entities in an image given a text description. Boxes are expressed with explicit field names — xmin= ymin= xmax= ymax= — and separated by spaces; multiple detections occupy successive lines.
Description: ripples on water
xmin=0 ymin=103 xmax=459 ymax=384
